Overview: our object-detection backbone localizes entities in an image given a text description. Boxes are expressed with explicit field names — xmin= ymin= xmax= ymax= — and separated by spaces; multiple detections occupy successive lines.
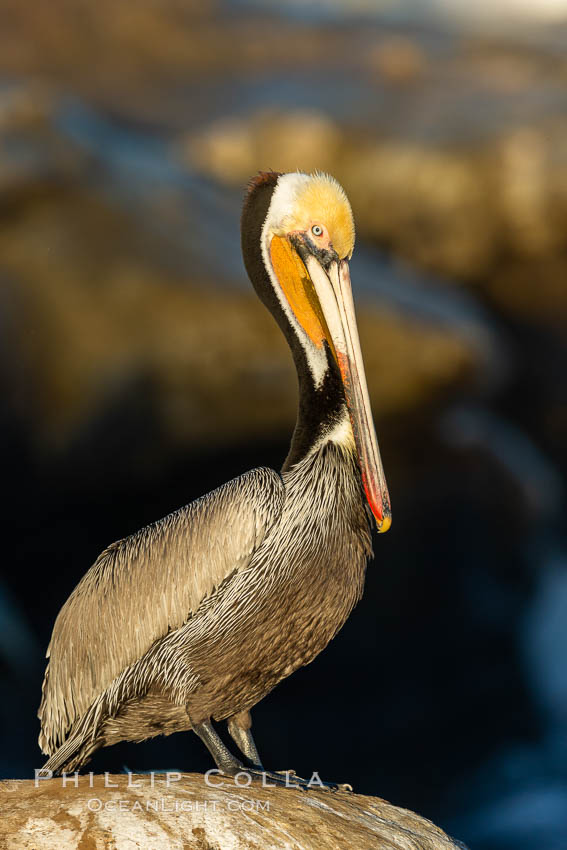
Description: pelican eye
xmin=311 ymin=225 xmax=323 ymax=237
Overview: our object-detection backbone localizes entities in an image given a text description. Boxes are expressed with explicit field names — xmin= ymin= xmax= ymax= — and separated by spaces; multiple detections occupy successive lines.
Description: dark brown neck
xmin=283 ymin=348 xmax=348 ymax=469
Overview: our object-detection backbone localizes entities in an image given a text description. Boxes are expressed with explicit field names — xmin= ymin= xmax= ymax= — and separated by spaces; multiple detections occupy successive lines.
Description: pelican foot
xmin=274 ymin=769 xmax=353 ymax=792
xmin=244 ymin=768 xmax=307 ymax=791
xmin=216 ymin=765 xmax=352 ymax=792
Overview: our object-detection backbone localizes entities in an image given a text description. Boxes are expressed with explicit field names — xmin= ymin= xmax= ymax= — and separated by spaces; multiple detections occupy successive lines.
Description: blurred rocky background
xmin=1 ymin=1 xmax=567 ymax=848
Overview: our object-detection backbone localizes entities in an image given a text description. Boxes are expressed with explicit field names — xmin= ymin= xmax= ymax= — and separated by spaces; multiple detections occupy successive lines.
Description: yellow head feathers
xmin=270 ymin=172 xmax=355 ymax=260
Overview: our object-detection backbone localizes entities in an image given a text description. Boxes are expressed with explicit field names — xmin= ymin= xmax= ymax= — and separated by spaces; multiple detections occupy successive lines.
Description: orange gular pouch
xmin=269 ymin=235 xmax=332 ymax=350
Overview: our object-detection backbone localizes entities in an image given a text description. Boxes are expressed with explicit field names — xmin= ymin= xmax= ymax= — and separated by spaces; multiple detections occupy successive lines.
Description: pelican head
xmin=242 ymin=170 xmax=391 ymax=533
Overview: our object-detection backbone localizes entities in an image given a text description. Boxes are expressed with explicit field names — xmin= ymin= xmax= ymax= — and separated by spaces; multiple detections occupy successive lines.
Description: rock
xmin=0 ymin=773 xmax=467 ymax=849
xmin=368 ymin=37 xmax=428 ymax=84
xmin=0 ymin=83 xmax=84 ymax=201
xmin=186 ymin=109 xmax=343 ymax=186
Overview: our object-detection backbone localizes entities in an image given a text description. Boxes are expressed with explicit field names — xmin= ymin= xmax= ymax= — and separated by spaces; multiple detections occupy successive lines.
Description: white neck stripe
xmin=261 ymin=175 xmax=328 ymax=388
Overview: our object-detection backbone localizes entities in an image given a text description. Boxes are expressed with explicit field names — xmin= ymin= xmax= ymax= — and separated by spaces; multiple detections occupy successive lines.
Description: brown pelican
xmin=38 ymin=171 xmax=391 ymax=782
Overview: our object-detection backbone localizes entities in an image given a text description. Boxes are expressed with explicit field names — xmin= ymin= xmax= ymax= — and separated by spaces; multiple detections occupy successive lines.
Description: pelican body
xmin=38 ymin=171 xmax=391 ymax=778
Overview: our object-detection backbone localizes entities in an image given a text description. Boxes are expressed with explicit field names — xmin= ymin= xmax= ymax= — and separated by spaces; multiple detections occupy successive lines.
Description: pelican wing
xmin=38 ymin=467 xmax=284 ymax=754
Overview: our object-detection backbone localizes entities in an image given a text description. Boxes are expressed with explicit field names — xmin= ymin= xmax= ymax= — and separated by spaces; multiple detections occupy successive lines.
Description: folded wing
xmin=38 ymin=467 xmax=284 ymax=755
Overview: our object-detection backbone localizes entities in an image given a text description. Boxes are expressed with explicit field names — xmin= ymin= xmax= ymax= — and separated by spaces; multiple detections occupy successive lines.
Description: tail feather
xmin=38 ymin=695 xmax=107 ymax=776
xmin=39 ymin=731 xmax=102 ymax=776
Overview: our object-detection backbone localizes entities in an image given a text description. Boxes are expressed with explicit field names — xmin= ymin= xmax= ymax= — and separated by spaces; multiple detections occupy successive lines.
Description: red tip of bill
xmin=362 ymin=472 xmax=392 ymax=533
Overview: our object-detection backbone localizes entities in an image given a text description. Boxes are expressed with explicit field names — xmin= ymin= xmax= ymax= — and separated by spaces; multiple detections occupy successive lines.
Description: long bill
xmin=303 ymin=255 xmax=392 ymax=533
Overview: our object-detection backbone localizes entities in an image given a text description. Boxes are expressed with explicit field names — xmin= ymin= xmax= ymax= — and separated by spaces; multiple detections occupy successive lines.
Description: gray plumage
xmin=39 ymin=436 xmax=371 ymax=774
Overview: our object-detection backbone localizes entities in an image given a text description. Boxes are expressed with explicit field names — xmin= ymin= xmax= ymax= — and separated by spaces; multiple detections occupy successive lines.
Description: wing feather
xmin=38 ymin=467 xmax=284 ymax=754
